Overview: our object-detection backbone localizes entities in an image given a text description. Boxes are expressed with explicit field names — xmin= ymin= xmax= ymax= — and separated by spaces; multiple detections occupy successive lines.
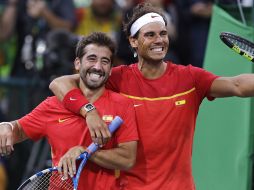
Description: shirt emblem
xmin=102 ymin=115 xmax=114 ymax=122
xmin=58 ymin=117 xmax=71 ymax=123
xmin=175 ymin=100 xmax=186 ymax=106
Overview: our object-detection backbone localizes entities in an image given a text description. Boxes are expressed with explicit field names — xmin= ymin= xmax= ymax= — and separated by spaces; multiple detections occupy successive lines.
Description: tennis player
xmin=0 ymin=32 xmax=138 ymax=190
xmin=49 ymin=2 xmax=254 ymax=190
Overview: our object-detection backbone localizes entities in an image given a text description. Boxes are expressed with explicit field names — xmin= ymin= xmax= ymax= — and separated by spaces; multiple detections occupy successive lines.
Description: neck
xmin=138 ymin=59 xmax=167 ymax=79
xmin=79 ymin=80 xmax=105 ymax=103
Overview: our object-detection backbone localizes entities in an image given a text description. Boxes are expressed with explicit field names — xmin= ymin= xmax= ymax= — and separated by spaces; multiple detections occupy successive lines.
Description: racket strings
xmin=22 ymin=172 xmax=73 ymax=190
xmin=227 ymin=35 xmax=254 ymax=56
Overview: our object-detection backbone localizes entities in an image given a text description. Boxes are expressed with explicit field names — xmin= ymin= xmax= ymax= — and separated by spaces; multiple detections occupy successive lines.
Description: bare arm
xmin=49 ymin=74 xmax=79 ymax=101
xmin=209 ymin=74 xmax=254 ymax=98
xmin=0 ymin=121 xmax=28 ymax=156
xmin=49 ymin=74 xmax=111 ymax=145
xmin=58 ymin=141 xmax=137 ymax=178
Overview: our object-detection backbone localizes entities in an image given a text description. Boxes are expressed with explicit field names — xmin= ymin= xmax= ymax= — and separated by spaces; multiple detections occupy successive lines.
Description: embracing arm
xmin=49 ymin=75 xmax=111 ymax=145
xmin=0 ymin=121 xmax=28 ymax=155
xmin=58 ymin=141 xmax=137 ymax=178
xmin=49 ymin=74 xmax=80 ymax=101
xmin=209 ymin=74 xmax=254 ymax=98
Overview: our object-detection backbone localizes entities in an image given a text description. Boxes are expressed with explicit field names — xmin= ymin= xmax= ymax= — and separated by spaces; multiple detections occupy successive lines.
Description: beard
xmin=80 ymin=68 xmax=109 ymax=90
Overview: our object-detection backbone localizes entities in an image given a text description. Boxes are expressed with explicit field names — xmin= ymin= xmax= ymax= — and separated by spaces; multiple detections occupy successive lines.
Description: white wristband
xmin=0 ymin=122 xmax=15 ymax=131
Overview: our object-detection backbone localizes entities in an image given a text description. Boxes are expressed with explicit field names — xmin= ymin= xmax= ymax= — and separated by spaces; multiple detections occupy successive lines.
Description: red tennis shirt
xmin=18 ymin=89 xmax=138 ymax=190
xmin=106 ymin=62 xmax=218 ymax=190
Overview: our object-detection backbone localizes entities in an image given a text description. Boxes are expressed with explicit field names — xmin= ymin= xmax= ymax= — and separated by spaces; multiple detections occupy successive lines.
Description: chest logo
xmin=58 ymin=118 xmax=71 ymax=123
xmin=175 ymin=100 xmax=186 ymax=106
xmin=102 ymin=115 xmax=114 ymax=122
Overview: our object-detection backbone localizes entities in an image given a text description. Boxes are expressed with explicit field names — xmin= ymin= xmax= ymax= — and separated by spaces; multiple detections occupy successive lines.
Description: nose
xmin=93 ymin=61 xmax=103 ymax=70
xmin=154 ymin=34 xmax=163 ymax=43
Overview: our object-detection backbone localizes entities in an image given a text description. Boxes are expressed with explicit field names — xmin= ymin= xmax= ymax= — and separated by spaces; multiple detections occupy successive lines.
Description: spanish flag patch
xmin=102 ymin=115 xmax=114 ymax=122
xmin=175 ymin=100 xmax=186 ymax=106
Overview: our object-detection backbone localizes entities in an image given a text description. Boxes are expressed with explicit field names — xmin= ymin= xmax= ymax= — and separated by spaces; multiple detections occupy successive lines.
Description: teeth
xmin=89 ymin=73 xmax=101 ymax=80
xmin=151 ymin=47 xmax=163 ymax=52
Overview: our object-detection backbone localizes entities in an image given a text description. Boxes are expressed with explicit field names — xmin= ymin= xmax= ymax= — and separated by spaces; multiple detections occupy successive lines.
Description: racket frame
xmin=220 ymin=32 xmax=254 ymax=62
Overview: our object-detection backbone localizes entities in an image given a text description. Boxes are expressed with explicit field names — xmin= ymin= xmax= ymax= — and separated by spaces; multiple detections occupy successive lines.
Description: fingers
xmin=91 ymin=126 xmax=111 ymax=145
xmin=86 ymin=110 xmax=111 ymax=145
xmin=58 ymin=146 xmax=84 ymax=180
xmin=0 ymin=124 xmax=14 ymax=156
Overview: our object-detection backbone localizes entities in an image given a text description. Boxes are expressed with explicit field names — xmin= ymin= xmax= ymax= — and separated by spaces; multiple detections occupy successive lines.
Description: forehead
xmin=84 ymin=44 xmax=112 ymax=58
xmin=139 ymin=22 xmax=167 ymax=34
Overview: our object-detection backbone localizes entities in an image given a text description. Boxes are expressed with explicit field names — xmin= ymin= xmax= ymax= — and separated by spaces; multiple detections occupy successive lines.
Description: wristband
xmin=63 ymin=88 xmax=89 ymax=114
xmin=0 ymin=122 xmax=14 ymax=131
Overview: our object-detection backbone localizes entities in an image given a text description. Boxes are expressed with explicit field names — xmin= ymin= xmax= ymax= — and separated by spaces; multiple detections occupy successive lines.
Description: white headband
xmin=130 ymin=12 xmax=165 ymax=37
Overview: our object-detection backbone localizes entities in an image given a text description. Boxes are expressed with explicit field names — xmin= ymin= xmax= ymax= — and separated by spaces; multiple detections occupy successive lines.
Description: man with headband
xmin=49 ymin=2 xmax=254 ymax=190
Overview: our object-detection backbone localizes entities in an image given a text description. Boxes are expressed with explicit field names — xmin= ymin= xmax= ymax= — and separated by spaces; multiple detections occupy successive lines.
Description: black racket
xmin=220 ymin=32 xmax=254 ymax=63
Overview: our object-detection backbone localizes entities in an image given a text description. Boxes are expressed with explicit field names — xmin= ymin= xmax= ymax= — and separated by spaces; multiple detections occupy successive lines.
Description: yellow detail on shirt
xmin=175 ymin=100 xmax=186 ymax=106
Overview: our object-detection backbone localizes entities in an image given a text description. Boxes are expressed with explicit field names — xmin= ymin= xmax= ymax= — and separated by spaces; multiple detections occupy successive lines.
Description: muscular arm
xmin=49 ymin=74 xmax=79 ymax=101
xmin=58 ymin=141 xmax=137 ymax=178
xmin=0 ymin=121 xmax=28 ymax=155
xmin=209 ymin=74 xmax=254 ymax=98
xmin=90 ymin=141 xmax=137 ymax=170
xmin=50 ymin=74 xmax=111 ymax=145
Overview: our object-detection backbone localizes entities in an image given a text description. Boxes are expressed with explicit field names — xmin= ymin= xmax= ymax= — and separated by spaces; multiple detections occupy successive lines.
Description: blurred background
xmin=0 ymin=0 xmax=254 ymax=189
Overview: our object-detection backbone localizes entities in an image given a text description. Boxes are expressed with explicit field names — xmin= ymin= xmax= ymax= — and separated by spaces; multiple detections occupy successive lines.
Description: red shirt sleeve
xmin=18 ymin=98 xmax=50 ymax=141
xmin=188 ymin=65 xmax=220 ymax=101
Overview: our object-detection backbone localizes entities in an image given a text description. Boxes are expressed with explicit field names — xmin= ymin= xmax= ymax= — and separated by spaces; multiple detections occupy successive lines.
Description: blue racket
xmin=17 ymin=116 xmax=123 ymax=190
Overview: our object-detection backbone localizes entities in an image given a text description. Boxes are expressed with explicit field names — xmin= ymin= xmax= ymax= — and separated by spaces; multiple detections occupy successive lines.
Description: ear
xmin=74 ymin=58 xmax=81 ymax=71
xmin=129 ymin=36 xmax=138 ymax=49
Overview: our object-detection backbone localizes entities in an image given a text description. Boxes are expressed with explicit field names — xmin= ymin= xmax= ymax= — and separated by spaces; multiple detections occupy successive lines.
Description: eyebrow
xmin=87 ymin=54 xmax=111 ymax=62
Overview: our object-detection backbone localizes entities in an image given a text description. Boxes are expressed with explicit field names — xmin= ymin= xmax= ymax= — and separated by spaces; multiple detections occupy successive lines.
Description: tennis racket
xmin=17 ymin=116 xmax=123 ymax=190
xmin=220 ymin=32 xmax=254 ymax=63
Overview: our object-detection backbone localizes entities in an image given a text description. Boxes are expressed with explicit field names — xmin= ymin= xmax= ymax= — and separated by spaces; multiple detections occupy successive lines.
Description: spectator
xmin=74 ymin=0 xmax=122 ymax=43
xmin=2 ymin=0 xmax=76 ymax=77
xmin=175 ymin=0 xmax=213 ymax=67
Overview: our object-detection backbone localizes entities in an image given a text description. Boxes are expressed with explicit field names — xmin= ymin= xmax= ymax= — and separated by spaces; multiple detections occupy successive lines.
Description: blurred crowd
xmin=0 ymin=0 xmax=252 ymax=189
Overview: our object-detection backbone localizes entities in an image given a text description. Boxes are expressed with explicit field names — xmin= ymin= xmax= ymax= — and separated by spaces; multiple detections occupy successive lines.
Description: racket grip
xmin=78 ymin=116 xmax=123 ymax=159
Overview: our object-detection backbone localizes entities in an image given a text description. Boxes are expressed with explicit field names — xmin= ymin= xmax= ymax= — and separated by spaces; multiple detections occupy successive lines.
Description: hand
xmin=27 ymin=0 xmax=46 ymax=18
xmin=0 ymin=123 xmax=14 ymax=156
xmin=85 ymin=109 xmax=111 ymax=146
xmin=190 ymin=2 xmax=213 ymax=18
xmin=58 ymin=146 xmax=85 ymax=179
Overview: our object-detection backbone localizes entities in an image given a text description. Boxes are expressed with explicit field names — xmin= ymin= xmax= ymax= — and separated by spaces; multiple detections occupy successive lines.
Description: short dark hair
xmin=123 ymin=2 xmax=167 ymax=38
xmin=75 ymin=32 xmax=116 ymax=61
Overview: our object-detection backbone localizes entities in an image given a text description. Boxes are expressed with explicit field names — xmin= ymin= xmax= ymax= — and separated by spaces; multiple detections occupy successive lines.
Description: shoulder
xmin=110 ymin=64 xmax=137 ymax=79
xmin=42 ymin=96 xmax=65 ymax=109
xmin=107 ymin=90 xmax=133 ymax=106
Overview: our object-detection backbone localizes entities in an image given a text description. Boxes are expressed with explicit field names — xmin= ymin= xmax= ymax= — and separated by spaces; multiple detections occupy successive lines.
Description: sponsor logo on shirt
xmin=134 ymin=104 xmax=143 ymax=107
xmin=175 ymin=100 xmax=186 ymax=106
xmin=69 ymin=97 xmax=77 ymax=101
xmin=58 ymin=117 xmax=71 ymax=123
xmin=151 ymin=15 xmax=159 ymax=18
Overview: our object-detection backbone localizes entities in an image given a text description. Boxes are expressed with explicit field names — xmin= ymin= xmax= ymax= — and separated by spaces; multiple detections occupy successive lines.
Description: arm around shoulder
xmin=49 ymin=74 xmax=80 ymax=101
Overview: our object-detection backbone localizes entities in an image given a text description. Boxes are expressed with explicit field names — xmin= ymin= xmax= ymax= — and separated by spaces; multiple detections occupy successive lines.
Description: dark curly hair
xmin=76 ymin=32 xmax=115 ymax=63
xmin=123 ymin=2 xmax=167 ymax=38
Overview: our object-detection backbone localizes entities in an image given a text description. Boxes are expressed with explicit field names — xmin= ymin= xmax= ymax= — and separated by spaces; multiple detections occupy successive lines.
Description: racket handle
xmin=78 ymin=116 xmax=123 ymax=159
